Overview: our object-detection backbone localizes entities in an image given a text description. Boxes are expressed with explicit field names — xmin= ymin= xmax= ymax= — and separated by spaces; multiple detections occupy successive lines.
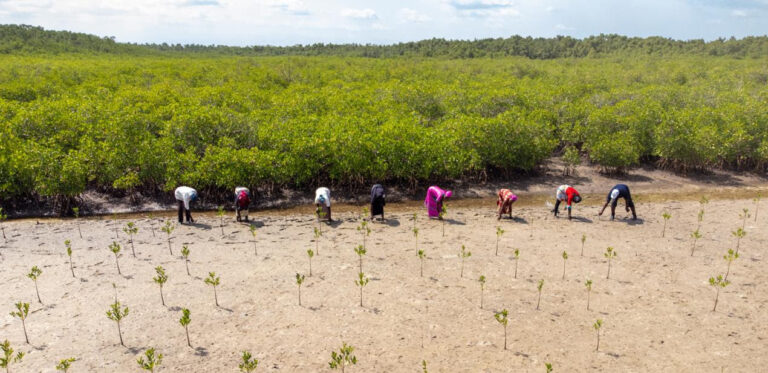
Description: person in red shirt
xmin=552 ymin=184 xmax=582 ymax=220
xmin=496 ymin=189 xmax=518 ymax=220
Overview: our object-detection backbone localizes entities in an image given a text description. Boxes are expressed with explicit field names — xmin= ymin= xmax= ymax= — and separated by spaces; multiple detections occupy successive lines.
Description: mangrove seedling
xmin=754 ymin=193 xmax=761 ymax=222
xmin=153 ymin=266 xmax=168 ymax=306
xmin=536 ymin=279 xmax=544 ymax=310
xmin=329 ymin=342 xmax=357 ymax=372
xmin=106 ymin=301 xmax=129 ymax=346
xmin=561 ymin=251 xmax=569 ymax=279
xmin=739 ymin=208 xmax=750 ymax=229
xmin=417 ymin=249 xmax=426 ymax=277
xmin=313 ymin=226 xmax=321 ymax=256
xmin=690 ymin=229 xmax=702 ymax=256
xmin=217 ymin=205 xmax=226 ymax=235
xmin=354 ymin=245 xmax=366 ymax=272
xmin=459 ymin=245 xmax=471 ymax=278
xmin=295 ymin=273 xmax=305 ymax=306
xmin=181 ymin=245 xmax=191 ymax=276
xmin=179 ymin=308 xmax=191 ymax=347
xmin=356 ymin=220 xmax=371 ymax=249
xmin=112 ymin=282 xmax=118 ymax=303
xmin=111 ymin=214 xmax=120 ymax=238
xmin=147 ymin=212 xmax=156 ymax=237
xmin=412 ymin=212 xmax=418 ymax=231
xmin=250 ymin=225 xmax=258 ymax=256
xmin=9 ymin=302 xmax=29 ymax=344
xmin=137 ymin=348 xmax=162 ymax=372
xmin=581 ymin=234 xmax=586 ymax=256
xmin=239 ymin=351 xmax=259 ymax=372
xmin=55 ymin=357 xmax=76 ymax=372
xmin=123 ymin=222 xmax=139 ymax=258
xmin=109 ymin=242 xmax=122 ymax=275
xmin=697 ymin=209 xmax=704 ymax=230
xmin=439 ymin=205 xmax=447 ymax=237
xmin=604 ymin=247 xmax=616 ymax=280
xmin=513 ymin=249 xmax=520 ymax=279
xmin=593 ymin=319 xmax=603 ymax=352
xmin=723 ymin=249 xmax=739 ymax=281
xmin=495 ymin=226 xmax=505 ymax=256
xmin=585 ymin=279 xmax=593 ymax=310
xmin=204 ymin=272 xmax=221 ymax=307
xmin=27 ymin=266 xmax=42 ymax=303
xmin=161 ymin=221 xmax=174 ymax=255
xmin=0 ymin=339 xmax=24 ymax=372
xmin=546 ymin=363 xmax=553 ymax=373
xmin=65 ymin=240 xmax=75 ymax=277
xmin=478 ymin=275 xmax=486 ymax=309
xmin=71 ymin=207 xmax=81 ymax=239
xmin=0 ymin=207 xmax=7 ymax=240
xmin=356 ymin=272 xmax=369 ymax=307
xmin=413 ymin=227 xmax=419 ymax=252
xmin=709 ymin=275 xmax=730 ymax=312
xmin=732 ymin=227 xmax=746 ymax=254
xmin=422 ymin=360 xmax=427 ymax=373
xmin=494 ymin=309 xmax=509 ymax=350
xmin=700 ymin=196 xmax=709 ymax=206
xmin=307 ymin=249 xmax=314 ymax=276
xmin=661 ymin=212 xmax=671 ymax=238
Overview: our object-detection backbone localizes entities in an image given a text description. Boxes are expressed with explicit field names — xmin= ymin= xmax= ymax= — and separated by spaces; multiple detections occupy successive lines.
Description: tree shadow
xmin=571 ymin=216 xmax=593 ymax=223
xmin=194 ymin=347 xmax=209 ymax=356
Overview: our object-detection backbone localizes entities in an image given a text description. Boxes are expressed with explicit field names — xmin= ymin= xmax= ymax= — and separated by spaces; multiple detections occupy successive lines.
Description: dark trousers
xmin=177 ymin=201 xmax=192 ymax=223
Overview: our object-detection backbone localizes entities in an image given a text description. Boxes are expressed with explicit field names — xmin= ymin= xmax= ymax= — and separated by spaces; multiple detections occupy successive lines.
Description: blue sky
xmin=0 ymin=0 xmax=766 ymax=45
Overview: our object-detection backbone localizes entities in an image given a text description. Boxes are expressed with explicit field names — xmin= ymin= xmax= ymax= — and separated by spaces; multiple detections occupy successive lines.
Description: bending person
xmin=370 ymin=184 xmax=386 ymax=221
xmin=497 ymin=189 xmax=518 ymax=220
xmin=234 ymin=186 xmax=251 ymax=222
xmin=598 ymin=184 xmax=637 ymax=221
xmin=314 ymin=187 xmax=332 ymax=222
xmin=174 ymin=186 xmax=198 ymax=224
xmin=552 ymin=184 xmax=581 ymax=220
xmin=424 ymin=186 xmax=452 ymax=219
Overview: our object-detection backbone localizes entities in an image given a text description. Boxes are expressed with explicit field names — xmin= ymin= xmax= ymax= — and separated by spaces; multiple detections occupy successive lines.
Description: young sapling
xmin=740 ymin=208 xmax=750 ymax=229
xmin=161 ymin=221 xmax=174 ymax=255
xmin=439 ymin=205 xmax=447 ymax=237
xmin=55 ymin=357 xmax=76 ymax=372
xmin=495 ymin=226 xmax=505 ymax=256
xmin=561 ymin=251 xmax=568 ymax=280
xmin=513 ymin=249 xmax=520 ymax=279
xmin=417 ymin=249 xmax=426 ymax=277
xmin=0 ymin=339 xmax=24 ymax=372
xmin=295 ymin=273 xmax=305 ymax=306
xmin=546 ymin=363 xmax=553 ymax=373
xmin=580 ymin=234 xmax=586 ymax=256
xmin=307 ymin=249 xmax=314 ymax=276
xmin=493 ymin=309 xmax=509 ymax=350
xmin=65 ymin=240 xmax=75 ymax=277
xmin=697 ymin=209 xmax=704 ymax=230
xmin=111 ymin=214 xmax=120 ymax=238
xmin=690 ymin=229 xmax=702 ymax=256
xmin=239 ymin=351 xmax=259 ymax=372
xmin=109 ymin=242 xmax=122 ymax=275
xmin=732 ymin=227 xmax=746 ymax=254
xmin=604 ymin=247 xmax=616 ymax=279
xmin=593 ymin=319 xmax=603 ymax=351
xmin=250 ymin=225 xmax=258 ymax=256
xmin=661 ymin=212 xmax=671 ymax=238
xmin=153 ymin=266 xmax=168 ymax=306
xmin=106 ymin=301 xmax=129 ymax=346
xmin=329 ymin=342 xmax=357 ymax=372
xmin=585 ymin=279 xmax=593 ymax=310
xmin=9 ymin=302 xmax=29 ymax=344
xmin=179 ymin=308 xmax=191 ymax=347
xmin=137 ymin=348 xmax=162 ymax=372
xmin=478 ymin=275 xmax=486 ymax=309
xmin=709 ymin=274 xmax=730 ymax=311
xmin=217 ymin=205 xmax=226 ymax=235
xmin=412 ymin=212 xmax=418 ymax=231
xmin=459 ymin=245 xmax=471 ymax=278
xmin=204 ymin=272 xmax=221 ymax=307
xmin=181 ymin=245 xmax=191 ymax=276
xmin=71 ymin=207 xmax=81 ymax=239
xmin=723 ymin=249 xmax=739 ymax=281
xmin=147 ymin=212 xmax=156 ymax=237
xmin=313 ymin=226 xmax=322 ymax=256
xmin=123 ymin=222 xmax=139 ymax=257
xmin=356 ymin=219 xmax=371 ymax=249
xmin=356 ymin=272 xmax=369 ymax=307
xmin=422 ymin=360 xmax=427 ymax=373
xmin=354 ymin=245 xmax=366 ymax=272
xmin=27 ymin=266 xmax=42 ymax=303
xmin=536 ymin=279 xmax=544 ymax=310
xmin=413 ymin=227 xmax=419 ymax=252
xmin=0 ymin=207 xmax=7 ymax=240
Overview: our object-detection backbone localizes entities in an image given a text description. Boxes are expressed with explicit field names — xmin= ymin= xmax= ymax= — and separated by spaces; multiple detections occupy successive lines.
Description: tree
xmin=9 ymin=302 xmax=29 ymax=344
xmin=356 ymin=272 xmax=369 ymax=307
xmin=307 ymin=249 xmax=314 ymax=276
xmin=295 ymin=273 xmax=305 ymax=306
xmin=106 ymin=301 xmax=129 ymax=346
xmin=239 ymin=351 xmax=259 ymax=372
xmin=593 ymin=319 xmax=603 ymax=352
xmin=55 ymin=357 xmax=76 ymax=372
xmin=329 ymin=342 xmax=357 ymax=372
xmin=709 ymin=275 xmax=730 ymax=312
xmin=204 ymin=272 xmax=221 ymax=307
xmin=109 ymin=242 xmax=122 ymax=275
xmin=179 ymin=308 xmax=192 ymax=347
xmin=123 ymin=222 xmax=138 ymax=258
xmin=181 ymin=245 xmax=191 ymax=276
xmin=137 ymin=348 xmax=162 ymax=372
xmin=604 ymin=247 xmax=616 ymax=279
xmin=161 ymin=221 xmax=174 ymax=255
xmin=494 ymin=309 xmax=509 ymax=350
xmin=27 ymin=266 xmax=42 ymax=303
xmin=0 ymin=340 xmax=24 ymax=373
xmin=478 ymin=275 xmax=486 ymax=309
xmin=153 ymin=266 xmax=168 ymax=306
xmin=495 ymin=226 xmax=505 ymax=256
xmin=65 ymin=240 xmax=75 ymax=277
xmin=71 ymin=207 xmax=81 ymax=239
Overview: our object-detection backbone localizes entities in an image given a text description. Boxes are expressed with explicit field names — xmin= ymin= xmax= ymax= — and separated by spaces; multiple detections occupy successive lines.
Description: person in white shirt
xmin=314 ymin=187 xmax=332 ymax=222
xmin=174 ymin=186 xmax=198 ymax=224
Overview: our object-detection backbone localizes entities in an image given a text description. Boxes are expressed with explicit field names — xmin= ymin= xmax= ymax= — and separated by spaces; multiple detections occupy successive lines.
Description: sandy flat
xmin=1 ymin=195 xmax=767 ymax=372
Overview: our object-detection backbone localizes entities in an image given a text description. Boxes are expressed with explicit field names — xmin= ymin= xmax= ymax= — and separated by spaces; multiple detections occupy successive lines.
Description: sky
xmin=0 ymin=0 xmax=766 ymax=46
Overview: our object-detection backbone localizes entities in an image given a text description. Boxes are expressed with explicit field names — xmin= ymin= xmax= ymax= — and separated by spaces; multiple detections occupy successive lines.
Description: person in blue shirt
xmin=598 ymin=184 xmax=637 ymax=221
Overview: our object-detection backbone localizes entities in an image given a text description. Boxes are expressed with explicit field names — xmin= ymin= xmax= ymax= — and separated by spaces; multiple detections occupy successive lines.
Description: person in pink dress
xmin=424 ymin=186 xmax=453 ymax=219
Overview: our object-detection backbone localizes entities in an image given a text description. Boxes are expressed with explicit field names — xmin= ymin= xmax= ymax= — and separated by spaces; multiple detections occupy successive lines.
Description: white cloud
xmin=555 ymin=23 xmax=573 ymax=31
xmin=731 ymin=9 xmax=748 ymax=17
xmin=444 ymin=0 xmax=519 ymax=18
xmin=341 ymin=8 xmax=377 ymax=20
xmin=400 ymin=8 xmax=431 ymax=23
xmin=267 ymin=0 xmax=311 ymax=15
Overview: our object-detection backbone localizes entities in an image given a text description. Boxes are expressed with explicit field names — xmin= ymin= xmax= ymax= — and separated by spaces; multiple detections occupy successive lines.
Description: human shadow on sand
xmin=626 ymin=218 xmax=645 ymax=226
xmin=244 ymin=220 xmax=265 ymax=228
xmin=188 ymin=222 xmax=212 ymax=230
xmin=500 ymin=216 xmax=528 ymax=224
xmin=380 ymin=218 xmax=400 ymax=227
xmin=570 ymin=216 xmax=593 ymax=223
xmin=444 ymin=218 xmax=466 ymax=226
